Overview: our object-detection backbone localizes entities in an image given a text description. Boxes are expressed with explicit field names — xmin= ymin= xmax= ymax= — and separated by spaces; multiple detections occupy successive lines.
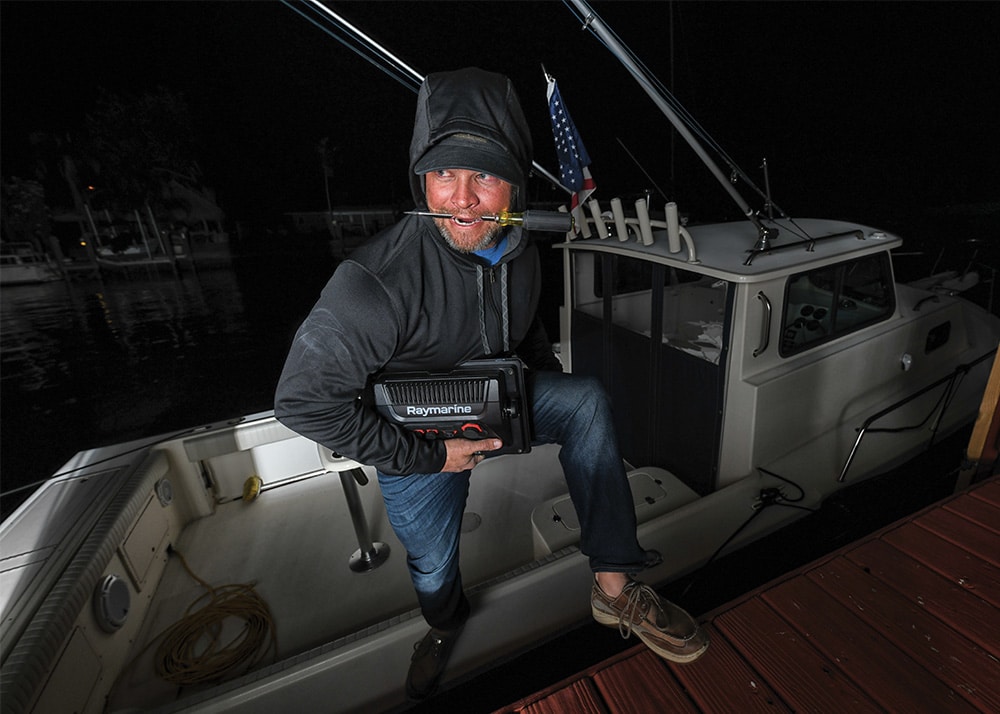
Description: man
xmin=275 ymin=67 xmax=707 ymax=701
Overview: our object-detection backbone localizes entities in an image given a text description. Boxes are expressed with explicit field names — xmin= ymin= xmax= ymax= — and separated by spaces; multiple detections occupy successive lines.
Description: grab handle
xmin=753 ymin=291 xmax=771 ymax=357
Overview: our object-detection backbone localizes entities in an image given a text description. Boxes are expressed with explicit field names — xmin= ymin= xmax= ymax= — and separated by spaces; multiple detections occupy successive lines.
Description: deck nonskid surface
xmin=112 ymin=445 xmax=568 ymax=709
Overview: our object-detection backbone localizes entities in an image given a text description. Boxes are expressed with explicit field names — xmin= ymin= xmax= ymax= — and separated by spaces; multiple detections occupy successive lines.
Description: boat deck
xmin=492 ymin=474 xmax=1000 ymax=713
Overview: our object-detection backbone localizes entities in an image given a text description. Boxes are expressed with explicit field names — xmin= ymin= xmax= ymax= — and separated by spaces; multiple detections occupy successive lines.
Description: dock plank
xmin=913 ymin=507 xmax=1000 ymax=567
xmin=807 ymin=556 xmax=1000 ymax=712
xmin=667 ymin=623 xmax=791 ymax=713
xmin=971 ymin=479 xmax=1000 ymax=507
xmin=943 ymin=493 xmax=1000 ymax=535
xmin=592 ymin=649 xmax=699 ymax=714
xmin=714 ymin=597 xmax=880 ymax=712
xmin=761 ymin=575 xmax=977 ymax=712
xmin=882 ymin=521 xmax=1000 ymax=608
xmin=845 ymin=538 xmax=1000 ymax=658
xmin=512 ymin=678 xmax=606 ymax=714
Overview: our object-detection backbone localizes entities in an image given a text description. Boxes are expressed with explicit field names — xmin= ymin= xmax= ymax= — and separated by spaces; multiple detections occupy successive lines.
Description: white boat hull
xmin=3 ymin=373 xmax=985 ymax=713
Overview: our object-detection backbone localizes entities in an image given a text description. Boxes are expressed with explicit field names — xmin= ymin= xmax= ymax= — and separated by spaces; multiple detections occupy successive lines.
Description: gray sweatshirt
xmin=274 ymin=68 xmax=559 ymax=475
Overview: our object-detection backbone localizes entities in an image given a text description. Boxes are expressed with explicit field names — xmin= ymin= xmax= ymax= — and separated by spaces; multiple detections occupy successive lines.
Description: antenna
xmin=616 ymin=137 xmax=669 ymax=203
xmin=565 ymin=0 xmax=778 ymax=250
xmin=762 ymin=158 xmax=774 ymax=221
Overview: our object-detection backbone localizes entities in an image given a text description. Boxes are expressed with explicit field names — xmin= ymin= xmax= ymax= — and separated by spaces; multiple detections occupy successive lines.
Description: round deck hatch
xmin=94 ymin=574 xmax=131 ymax=632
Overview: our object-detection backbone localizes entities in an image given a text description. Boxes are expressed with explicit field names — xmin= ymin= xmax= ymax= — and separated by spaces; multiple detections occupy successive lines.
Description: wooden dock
xmin=492 ymin=474 xmax=1000 ymax=713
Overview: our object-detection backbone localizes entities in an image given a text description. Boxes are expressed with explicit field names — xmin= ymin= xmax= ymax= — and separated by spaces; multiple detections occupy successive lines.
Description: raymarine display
xmin=372 ymin=358 xmax=531 ymax=455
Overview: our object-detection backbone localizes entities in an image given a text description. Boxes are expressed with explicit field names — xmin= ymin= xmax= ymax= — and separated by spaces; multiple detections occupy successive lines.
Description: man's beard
xmin=435 ymin=219 xmax=506 ymax=253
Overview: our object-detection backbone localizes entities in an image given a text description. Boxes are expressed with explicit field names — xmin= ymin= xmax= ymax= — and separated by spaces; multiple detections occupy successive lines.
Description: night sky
xmin=2 ymin=1 xmax=998 ymax=226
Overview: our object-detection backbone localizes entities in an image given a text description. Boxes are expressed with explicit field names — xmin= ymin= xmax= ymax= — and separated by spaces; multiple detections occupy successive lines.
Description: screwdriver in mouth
xmin=405 ymin=210 xmax=573 ymax=233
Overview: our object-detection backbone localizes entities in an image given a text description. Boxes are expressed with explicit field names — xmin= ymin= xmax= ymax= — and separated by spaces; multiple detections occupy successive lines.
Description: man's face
xmin=424 ymin=168 xmax=513 ymax=253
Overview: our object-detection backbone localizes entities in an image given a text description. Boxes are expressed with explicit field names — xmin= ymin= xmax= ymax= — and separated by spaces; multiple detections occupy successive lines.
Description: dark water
xmin=0 ymin=247 xmax=337 ymax=519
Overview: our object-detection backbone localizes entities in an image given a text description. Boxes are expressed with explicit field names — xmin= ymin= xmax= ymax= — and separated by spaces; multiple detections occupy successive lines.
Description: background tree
xmin=1 ymin=177 xmax=50 ymax=251
xmin=82 ymin=86 xmax=199 ymax=212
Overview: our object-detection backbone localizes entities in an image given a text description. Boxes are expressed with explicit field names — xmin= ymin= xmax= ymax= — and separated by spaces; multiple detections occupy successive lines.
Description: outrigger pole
xmin=564 ymin=0 xmax=777 ymax=251
xmin=287 ymin=0 xmax=572 ymax=195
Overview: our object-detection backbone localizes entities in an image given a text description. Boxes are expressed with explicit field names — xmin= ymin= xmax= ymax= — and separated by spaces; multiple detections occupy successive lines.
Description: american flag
xmin=547 ymin=76 xmax=595 ymax=233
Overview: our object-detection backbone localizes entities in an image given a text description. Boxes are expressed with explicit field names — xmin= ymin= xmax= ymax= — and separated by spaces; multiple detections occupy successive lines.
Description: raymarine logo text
xmin=405 ymin=404 xmax=474 ymax=417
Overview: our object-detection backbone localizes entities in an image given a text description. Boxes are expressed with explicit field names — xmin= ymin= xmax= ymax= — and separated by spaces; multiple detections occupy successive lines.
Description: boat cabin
xmin=559 ymin=207 xmax=993 ymax=496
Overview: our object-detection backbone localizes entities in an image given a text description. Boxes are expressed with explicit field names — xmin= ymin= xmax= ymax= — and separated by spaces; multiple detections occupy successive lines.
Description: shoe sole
xmin=592 ymin=607 xmax=709 ymax=663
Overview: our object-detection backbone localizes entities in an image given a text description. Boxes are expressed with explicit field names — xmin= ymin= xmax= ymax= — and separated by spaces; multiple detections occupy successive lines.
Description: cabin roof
xmin=557 ymin=217 xmax=903 ymax=284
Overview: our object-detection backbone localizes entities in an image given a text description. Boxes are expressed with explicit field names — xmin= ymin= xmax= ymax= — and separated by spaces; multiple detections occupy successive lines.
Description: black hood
xmin=408 ymin=67 xmax=533 ymax=211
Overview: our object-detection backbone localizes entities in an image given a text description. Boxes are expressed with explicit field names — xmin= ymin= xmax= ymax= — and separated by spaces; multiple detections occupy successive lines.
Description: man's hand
xmin=442 ymin=438 xmax=503 ymax=472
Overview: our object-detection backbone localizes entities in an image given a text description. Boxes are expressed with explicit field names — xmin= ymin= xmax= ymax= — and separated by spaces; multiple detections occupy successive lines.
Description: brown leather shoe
xmin=592 ymin=579 xmax=708 ymax=663
xmin=405 ymin=624 xmax=464 ymax=700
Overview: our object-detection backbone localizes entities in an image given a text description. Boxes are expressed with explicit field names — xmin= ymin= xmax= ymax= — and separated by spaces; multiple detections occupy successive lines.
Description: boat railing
xmin=839 ymin=348 xmax=996 ymax=482
xmin=743 ymin=229 xmax=866 ymax=266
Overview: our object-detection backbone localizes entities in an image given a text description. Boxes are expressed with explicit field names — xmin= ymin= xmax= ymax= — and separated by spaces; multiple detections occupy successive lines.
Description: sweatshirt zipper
xmin=483 ymin=265 xmax=500 ymax=353
xmin=484 ymin=266 xmax=500 ymax=351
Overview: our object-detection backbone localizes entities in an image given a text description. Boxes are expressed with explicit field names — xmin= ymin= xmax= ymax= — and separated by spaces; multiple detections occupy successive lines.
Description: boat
xmin=0 ymin=243 xmax=61 ymax=286
xmin=2 ymin=2 xmax=998 ymax=713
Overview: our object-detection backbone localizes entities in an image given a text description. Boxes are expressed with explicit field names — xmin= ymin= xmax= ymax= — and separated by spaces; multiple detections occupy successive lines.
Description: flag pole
xmin=546 ymin=69 xmax=596 ymax=236
xmin=537 ymin=63 xmax=573 ymax=193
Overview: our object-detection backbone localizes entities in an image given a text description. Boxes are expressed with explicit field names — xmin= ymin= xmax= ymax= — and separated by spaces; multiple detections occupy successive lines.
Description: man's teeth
xmin=454 ymin=216 xmax=479 ymax=225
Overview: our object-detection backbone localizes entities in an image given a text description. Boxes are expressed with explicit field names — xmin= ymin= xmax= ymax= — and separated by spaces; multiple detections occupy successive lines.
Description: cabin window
xmin=781 ymin=253 xmax=895 ymax=356
xmin=925 ymin=321 xmax=951 ymax=354
xmin=578 ymin=254 xmax=729 ymax=364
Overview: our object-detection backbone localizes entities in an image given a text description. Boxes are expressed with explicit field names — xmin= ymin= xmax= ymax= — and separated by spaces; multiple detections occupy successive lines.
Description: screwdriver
xmin=406 ymin=209 xmax=573 ymax=233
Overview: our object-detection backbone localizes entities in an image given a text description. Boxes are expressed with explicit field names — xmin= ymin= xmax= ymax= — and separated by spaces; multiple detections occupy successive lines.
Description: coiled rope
xmin=112 ymin=547 xmax=278 ymax=694
xmin=152 ymin=548 xmax=278 ymax=685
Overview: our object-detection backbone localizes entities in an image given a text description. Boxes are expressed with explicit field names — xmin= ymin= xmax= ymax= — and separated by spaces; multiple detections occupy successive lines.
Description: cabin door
xmin=568 ymin=251 xmax=730 ymax=495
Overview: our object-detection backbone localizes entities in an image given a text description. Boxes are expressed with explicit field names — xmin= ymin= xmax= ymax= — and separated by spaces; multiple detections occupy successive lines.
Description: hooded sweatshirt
xmin=274 ymin=68 xmax=559 ymax=475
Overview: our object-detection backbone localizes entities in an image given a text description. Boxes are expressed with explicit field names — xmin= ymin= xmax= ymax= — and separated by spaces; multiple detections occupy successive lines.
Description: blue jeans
xmin=377 ymin=370 xmax=650 ymax=630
